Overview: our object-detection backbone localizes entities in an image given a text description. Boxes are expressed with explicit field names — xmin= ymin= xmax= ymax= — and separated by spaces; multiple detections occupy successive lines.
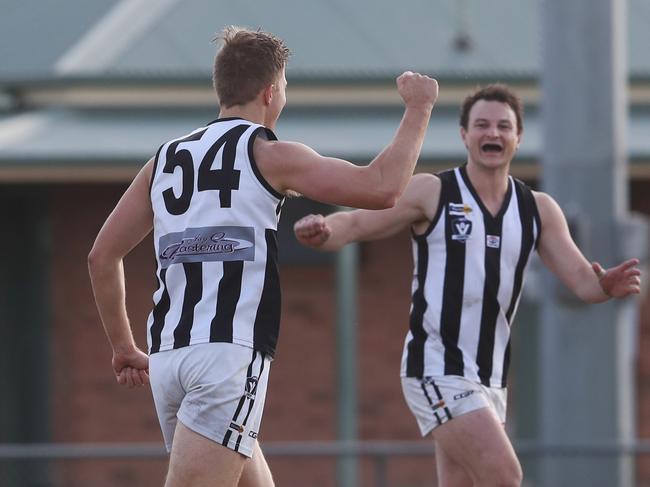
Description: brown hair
xmin=459 ymin=84 xmax=524 ymax=134
xmin=213 ymin=26 xmax=291 ymax=108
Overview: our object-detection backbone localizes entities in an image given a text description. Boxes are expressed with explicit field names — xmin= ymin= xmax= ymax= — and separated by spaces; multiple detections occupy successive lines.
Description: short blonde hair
xmin=213 ymin=26 xmax=290 ymax=108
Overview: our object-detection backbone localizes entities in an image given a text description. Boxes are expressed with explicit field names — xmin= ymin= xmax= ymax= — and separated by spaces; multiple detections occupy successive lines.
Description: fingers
xmin=596 ymin=258 xmax=641 ymax=280
xmin=294 ymin=214 xmax=331 ymax=246
xmin=294 ymin=214 xmax=324 ymax=235
xmin=396 ymin=71 xmax=439 ymax=107
xmin=617 ymin=258 xmax=640 ymax=272
xmin=115 ymin=367 xmax=149 ymax=388
xmin=139 ymin=369 xmax=151 ymax=386
xmin=608 ymin=258 xmax=641 ymax=281
xmin=597 ymin=258 xmax=643 ymax=298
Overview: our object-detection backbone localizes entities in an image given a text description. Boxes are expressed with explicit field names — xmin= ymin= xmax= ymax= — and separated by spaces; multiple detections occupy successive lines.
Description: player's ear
xmin=460 ymin=126 xmax=468 ymax=147
xmin=262 ymin=84 xmax=274 ymax=106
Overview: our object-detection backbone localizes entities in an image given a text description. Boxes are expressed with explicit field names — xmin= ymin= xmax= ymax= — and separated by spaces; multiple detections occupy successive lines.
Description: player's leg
xmin=432 ymin=407 xmax=522 ymax=487
xmin=434 ymin=439 xmax=473 ymax=487
xmin=152 ymin=344 xmax=272 ymax=487
xmin=165 ymin=420 xmax=246 ymax=487
xmin=239 ymin=441 xmax=275 ymax=487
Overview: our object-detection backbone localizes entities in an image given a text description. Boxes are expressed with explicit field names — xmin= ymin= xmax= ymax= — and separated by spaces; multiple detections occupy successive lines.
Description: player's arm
xmin=294 ymin=173 xmax=440 ymax=251
xmin=87 ymin=159 xmax=155 ymax=387
xmin=259 ymin=72 xmax=438 ymax=209
xmin=535 ymin=191 xmax=641 ymax=303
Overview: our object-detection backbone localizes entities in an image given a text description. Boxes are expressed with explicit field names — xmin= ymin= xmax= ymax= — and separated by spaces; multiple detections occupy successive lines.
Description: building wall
xmin=42 ymin=182 xmax=650 ymax=487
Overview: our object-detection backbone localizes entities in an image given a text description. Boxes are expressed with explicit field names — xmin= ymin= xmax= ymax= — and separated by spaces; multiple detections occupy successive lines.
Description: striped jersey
xmin=401 ymin=165 xmax=541 ymax=387
xmin=146 ymin=117 xmax=285 ymax=357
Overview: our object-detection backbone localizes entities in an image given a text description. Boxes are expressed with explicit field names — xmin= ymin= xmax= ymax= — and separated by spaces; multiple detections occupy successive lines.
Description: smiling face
xmin=460 ymin=99 xmax=521 ymax=170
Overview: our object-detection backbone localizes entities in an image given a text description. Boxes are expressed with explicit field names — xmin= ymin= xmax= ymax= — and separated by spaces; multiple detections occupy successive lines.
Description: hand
xmin=294 ymin=214 xmax=331 ymax=248
xmin=112 ymin=348 xmax=150 ymax=388
xmin=396 ymin=71 xmax=439 ymax=110
xmin=592 ymin=258 xmax=641 ymax=298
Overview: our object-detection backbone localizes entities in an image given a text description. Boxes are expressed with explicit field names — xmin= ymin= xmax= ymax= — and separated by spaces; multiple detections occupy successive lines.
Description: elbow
xmin=87 ymin=245 xmax=101 ymax=275
xmin=87 ymin=244 xmax=112 ymax=277
xmin=369 ymin=189 xmax=399 ymax=210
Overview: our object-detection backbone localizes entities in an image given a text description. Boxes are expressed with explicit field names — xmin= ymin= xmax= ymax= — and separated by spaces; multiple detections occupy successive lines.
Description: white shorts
xmin=149 ymin=342 xmax=271 ymax=458
xmin=401 ymin=375 xmax=507 ymax=436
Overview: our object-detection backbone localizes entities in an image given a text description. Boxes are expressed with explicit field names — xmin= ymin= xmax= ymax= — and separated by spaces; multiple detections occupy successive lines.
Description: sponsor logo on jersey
xmin=486 ymin=235 xmax=501 ymax=248
xmin=248 ymin=431 xmax=258 ymax=439
xmin=159 ymin=226 xmax=255 ymax=267
xmin=449 ymin=203 xmax=473 ymax=216
xmin=451 ymin=217 xmax=473 ymax=241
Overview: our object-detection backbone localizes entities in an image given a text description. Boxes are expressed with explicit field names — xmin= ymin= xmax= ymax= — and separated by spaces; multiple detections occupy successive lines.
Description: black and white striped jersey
xmin=401 ymin=165 xmax=541 ymax=387
xmin=146 ymin=117 xmax=284 ymax=357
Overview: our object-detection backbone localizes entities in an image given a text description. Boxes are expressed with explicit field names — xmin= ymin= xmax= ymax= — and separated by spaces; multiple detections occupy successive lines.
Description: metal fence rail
xmin=1 ymin=440 xmax=649 ymax=487
xmin=1 ymin=440 xmax=650 ymax=459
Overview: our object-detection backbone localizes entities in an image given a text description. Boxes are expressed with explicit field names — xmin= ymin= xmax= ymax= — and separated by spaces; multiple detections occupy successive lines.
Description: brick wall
xmin=44 ymin=183 xmax=650 ymax=487
xmin=49 ymin=185 xmax=165 ymax=487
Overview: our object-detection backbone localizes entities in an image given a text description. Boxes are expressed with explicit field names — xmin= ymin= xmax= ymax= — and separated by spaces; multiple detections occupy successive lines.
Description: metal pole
xmin=539 ymin=0 xmax=637 ymax=486
xmin=336 ymin=238 xmax=359 ymax=487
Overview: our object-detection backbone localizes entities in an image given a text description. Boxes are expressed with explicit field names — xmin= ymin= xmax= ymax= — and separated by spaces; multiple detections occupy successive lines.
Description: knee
xmin=498 ymin=464 xmax=523 ymax=487
xmin=479 ymin=456 xmax=522 ymax=487
xmin=496 ymin=464 xmax=523 ymax=487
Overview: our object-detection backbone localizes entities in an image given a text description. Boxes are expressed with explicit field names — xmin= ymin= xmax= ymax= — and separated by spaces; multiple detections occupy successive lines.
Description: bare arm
xmin=294 ymin=173 xmax=440 ymax=251
xmin=88 ymin=159 xmax=155 ymax=387
xmin=260 ymin=72 xmax=438 ymax=209
xmin=535 ymin=191 xmax=641 ymax=303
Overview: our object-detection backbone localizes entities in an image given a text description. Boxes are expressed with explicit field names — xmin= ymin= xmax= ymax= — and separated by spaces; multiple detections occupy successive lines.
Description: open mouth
xmin=481 ymin=143 xmax=503 ymax=153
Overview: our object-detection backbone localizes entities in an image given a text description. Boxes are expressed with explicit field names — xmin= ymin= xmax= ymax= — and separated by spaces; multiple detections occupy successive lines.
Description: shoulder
xmin=404 ymin=173 xmax=441 ymax=205
xmin=532 ymin=190 xmax=564 ymax=226
xmin=532 ymin=190 xmax=557 ymax=209
xmin=254 ymin=138 xmax=314 ymax=165
xmin=401 ymin=173 xmax=442 ymax=227
xmin=250 ymin=138 xmax=315 ymax=195
xmin=410 ymin=172 xmax=440 ymax=191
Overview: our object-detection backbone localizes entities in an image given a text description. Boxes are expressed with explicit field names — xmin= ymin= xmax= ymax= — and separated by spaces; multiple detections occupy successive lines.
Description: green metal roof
xmin=0 ymin=0 xmax=115 ymax=78
xmin=0 ymin=0 xmax=649 ymax=179
xmin=1 ymin=0 xmax=650 ymax=80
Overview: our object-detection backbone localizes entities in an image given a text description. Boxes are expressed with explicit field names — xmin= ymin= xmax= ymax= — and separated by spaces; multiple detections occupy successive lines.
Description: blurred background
xmin=0 ymin=0 xmax=649 ymax=486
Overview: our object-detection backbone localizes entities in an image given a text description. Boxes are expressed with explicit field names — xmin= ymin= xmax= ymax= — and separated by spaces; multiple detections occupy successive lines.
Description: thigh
xmin=432 ymin=407 xmax=520 ymax=484
xmin=150 ymin=350 xmax=185 ymax=452
xmin=239 ymin=441 xmax=274 ymax=487
xmin=166 ymin=420 xmax=246 ymax=487
xmin=434 ymin=440 xmax=473 ymax=487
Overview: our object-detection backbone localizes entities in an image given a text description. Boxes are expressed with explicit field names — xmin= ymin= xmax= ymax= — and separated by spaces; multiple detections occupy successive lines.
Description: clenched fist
xmin=294 ymin=214 xmax=331 ymax=248
xmin=396 ymin=71 xmax=439 ymax=110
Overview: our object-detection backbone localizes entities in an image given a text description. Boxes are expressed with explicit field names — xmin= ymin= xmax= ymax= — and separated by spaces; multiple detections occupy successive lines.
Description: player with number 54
xmin=88 ymin=26 xmax=438 ymax=487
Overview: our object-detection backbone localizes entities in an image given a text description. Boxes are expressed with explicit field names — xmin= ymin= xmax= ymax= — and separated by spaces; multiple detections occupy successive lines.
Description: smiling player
xmin=294 ymin=83 xmax=641 ymax=486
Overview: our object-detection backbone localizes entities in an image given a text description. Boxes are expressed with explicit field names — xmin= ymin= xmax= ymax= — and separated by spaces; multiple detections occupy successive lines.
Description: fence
xmin=1 ymin=440 xmax=650 ymax=487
